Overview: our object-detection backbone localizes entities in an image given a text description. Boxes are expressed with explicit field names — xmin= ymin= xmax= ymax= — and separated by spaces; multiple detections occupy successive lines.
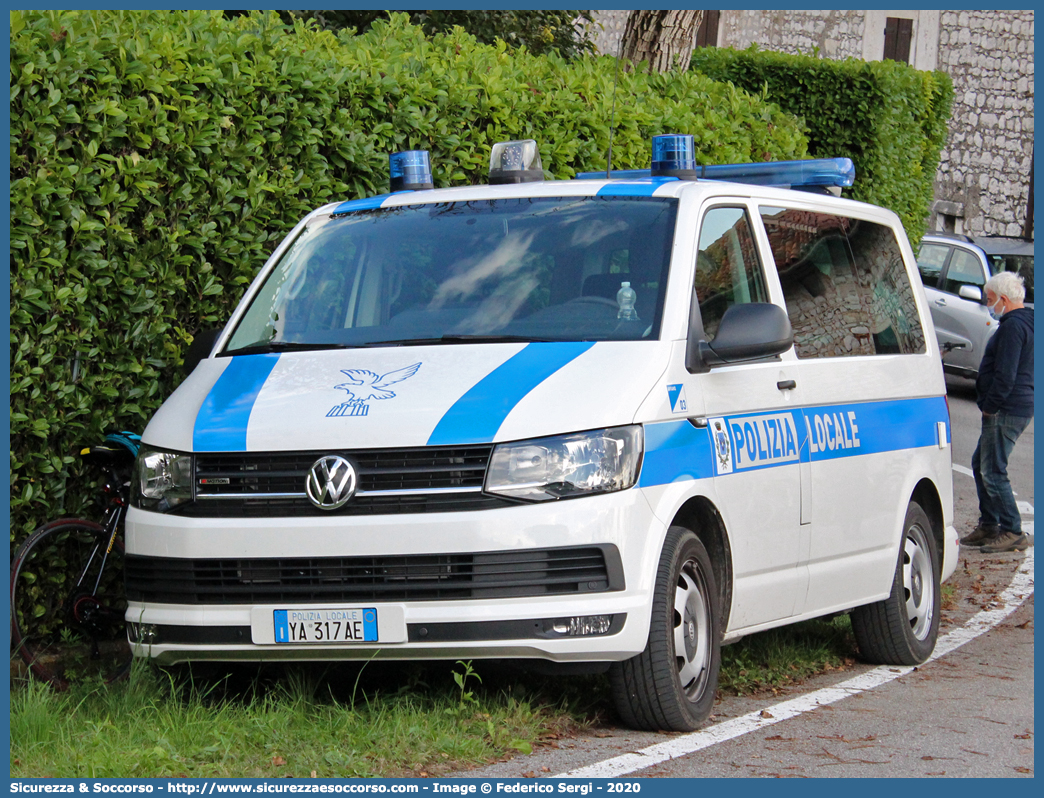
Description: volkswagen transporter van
xmin=127 ymin=136 xmax=958 ymax=731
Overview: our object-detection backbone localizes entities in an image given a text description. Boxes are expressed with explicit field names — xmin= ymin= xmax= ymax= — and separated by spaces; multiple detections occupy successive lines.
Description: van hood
xmin=144 ymin=342 xmax=671 ymax=452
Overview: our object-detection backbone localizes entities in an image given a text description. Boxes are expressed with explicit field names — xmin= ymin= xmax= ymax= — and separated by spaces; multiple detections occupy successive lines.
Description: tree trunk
xmin=620 ymin=10 xmax=704 ymax=72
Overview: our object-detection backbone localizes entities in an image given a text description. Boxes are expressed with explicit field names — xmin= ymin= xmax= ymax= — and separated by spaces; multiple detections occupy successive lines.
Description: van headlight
xmin=485 ymin=426 xmax=643 ymax=502
xmin=132 ymin=445 xmax=193 ymax=512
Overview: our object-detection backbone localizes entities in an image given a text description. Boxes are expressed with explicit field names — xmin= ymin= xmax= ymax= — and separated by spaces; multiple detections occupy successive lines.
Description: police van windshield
xmin=224 ymin=196 xmax=677 ymax=353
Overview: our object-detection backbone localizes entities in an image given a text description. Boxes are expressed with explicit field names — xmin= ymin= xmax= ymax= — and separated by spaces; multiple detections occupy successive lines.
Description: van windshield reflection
xmin=224 ymin=196 xmax=677 ymax=353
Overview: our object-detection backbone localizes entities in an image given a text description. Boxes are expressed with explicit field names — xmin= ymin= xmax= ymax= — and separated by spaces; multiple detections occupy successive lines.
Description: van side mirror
xmin=182 ymin=328 xmax=222 ymax=377
xmin=686 ymin=302 xmax=794 ymax=373
xmin=958 ymin=284 xmax=984 ymax=303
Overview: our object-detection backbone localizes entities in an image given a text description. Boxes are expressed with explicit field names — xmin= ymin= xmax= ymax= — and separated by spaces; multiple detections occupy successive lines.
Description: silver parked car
xmin=916 ymin=233 xmax=997 ymax=378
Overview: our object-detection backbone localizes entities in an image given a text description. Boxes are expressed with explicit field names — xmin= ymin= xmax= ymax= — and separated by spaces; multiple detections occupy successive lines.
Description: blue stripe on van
xmin=192 ymin=354 xmax=281 ymax=452
xmin=639 ymin=396 xmax=948 ymax=487
xmin=332 ymin=192 xmax=409 ymax=215
xmin=426 ymin=342 xmax=596 ymax=446
xmin=595 ymin=178 xmax=677 ymax=197
xmin=639 ymin=420 xmax=715 ymax=486
xmin=801 ymin=397 xmax=947 ymax=461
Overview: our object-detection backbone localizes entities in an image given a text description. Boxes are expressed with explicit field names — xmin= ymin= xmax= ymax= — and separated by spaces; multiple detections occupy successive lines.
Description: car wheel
xmin=851 ymin=501 xmax=940 ymax=665
xmin=610 ymin=526 xmax=721 ymax=731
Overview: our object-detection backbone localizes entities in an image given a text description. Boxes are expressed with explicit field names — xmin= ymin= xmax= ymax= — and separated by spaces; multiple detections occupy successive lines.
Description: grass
xmin=719 ymin=615 xmax=857 ymax=696
xmin=10 ymin=659 xmax=592 ymax=778
xmin=10 ymin=616 xmax=862 ymax=777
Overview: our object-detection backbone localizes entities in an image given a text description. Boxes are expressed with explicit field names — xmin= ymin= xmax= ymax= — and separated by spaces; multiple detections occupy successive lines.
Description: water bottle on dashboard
xmin=617 ymin=281 xmax=638 ymax=320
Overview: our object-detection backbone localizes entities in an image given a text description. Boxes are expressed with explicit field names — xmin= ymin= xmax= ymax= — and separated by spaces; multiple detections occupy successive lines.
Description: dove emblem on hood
xmin=327 ymin=363 xmax=422 ymax=417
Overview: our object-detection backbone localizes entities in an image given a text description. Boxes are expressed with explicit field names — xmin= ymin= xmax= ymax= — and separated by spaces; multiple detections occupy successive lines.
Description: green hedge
xmin=10 ymin=10 xmax=808 ymax=542
xmin=691 ymin=46 xmax=953 ymax=245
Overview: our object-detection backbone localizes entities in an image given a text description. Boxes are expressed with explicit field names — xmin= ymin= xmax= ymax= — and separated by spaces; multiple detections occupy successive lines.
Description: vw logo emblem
xmin=306 ymin=455 xmax=357 ymax=510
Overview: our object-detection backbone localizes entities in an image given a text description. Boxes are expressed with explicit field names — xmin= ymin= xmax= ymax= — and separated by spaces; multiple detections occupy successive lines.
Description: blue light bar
xmin=577 ymin=157 xmax=856 ymax=189
xmin=651 ymin=134 xmax=697 ymax=177
xmin=389 ymin=150 xmax=434 ymax=192
xmin=700 ymin=158 xmax=855 ymax=188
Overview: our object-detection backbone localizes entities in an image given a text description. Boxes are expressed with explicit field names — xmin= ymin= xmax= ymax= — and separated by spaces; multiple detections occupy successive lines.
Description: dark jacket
xmin=976 ymin=306 xmax=1034 ymax=416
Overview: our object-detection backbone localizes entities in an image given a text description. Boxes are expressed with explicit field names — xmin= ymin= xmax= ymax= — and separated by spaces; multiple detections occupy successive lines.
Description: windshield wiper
xmin=221 ymin=341 xmax=352 ymax=356
xmin=360 ymin=334 xmax=555 ymax=347
xmin=224 ymin=335 xmax=559 ymax=355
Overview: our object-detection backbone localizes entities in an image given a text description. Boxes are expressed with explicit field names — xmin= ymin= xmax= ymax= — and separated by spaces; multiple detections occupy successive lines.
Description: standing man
xmin=961 ymin=271 xmax=1034 ymax=553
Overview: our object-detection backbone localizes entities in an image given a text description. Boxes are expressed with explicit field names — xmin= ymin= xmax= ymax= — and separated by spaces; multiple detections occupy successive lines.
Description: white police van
xmin=127 ymin=136 xmax=958 ymax=731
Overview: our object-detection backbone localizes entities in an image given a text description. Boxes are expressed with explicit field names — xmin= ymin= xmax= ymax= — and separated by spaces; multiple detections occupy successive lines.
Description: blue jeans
xmin=972 ymin=412 xmax=1031 ymax=533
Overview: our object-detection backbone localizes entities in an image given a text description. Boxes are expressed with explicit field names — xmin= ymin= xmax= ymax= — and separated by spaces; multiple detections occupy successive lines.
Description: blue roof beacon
xmin=388 ymin=150 xmax=434 ymax=192
xmin=650 ymin=133 xmax=699 ymax=178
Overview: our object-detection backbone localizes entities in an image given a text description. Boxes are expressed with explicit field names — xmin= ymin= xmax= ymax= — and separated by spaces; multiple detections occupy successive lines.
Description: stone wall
xmin=589 ymin=9 xmax=629 ymax=56
xmin=718 ymin=9 xmax=866 ymax=60
xmin=934 ymin=9 xmax=1034 ymax=236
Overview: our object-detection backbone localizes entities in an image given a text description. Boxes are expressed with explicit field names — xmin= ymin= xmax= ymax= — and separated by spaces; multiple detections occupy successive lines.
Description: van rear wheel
xmin=610 ymin=526 xmax=721 ymax=731
xmin=851 ymin=501 xmax=940 ymax=665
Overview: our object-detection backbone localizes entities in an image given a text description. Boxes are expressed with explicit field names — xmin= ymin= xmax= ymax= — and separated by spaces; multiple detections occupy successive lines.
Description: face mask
xmin=988 ymin=298 xmax=1005 ymax=320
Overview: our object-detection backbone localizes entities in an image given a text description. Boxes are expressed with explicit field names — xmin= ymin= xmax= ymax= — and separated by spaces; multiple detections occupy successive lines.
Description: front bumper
xmin=124 ymin=488 xmax=665 ymax=665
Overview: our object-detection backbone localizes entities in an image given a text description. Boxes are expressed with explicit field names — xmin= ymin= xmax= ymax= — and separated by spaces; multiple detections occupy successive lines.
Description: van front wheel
xmin=610 ymin=527 xmax=721 ymax=731
xmin=851 ymin=501 xmax=940 ymax=665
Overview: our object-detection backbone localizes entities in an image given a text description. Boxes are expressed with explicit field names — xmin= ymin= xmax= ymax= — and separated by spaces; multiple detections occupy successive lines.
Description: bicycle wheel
xmin=11 ymin=518 xmax=131 ymax=689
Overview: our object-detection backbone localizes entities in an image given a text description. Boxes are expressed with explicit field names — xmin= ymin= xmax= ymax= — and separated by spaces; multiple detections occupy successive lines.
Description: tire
xmin=10 ymin=519 xmax=131 ymax=690
xmin=610 ymin=526 xmax=721 ymax=731
xmin=851 ymin=501 xmax=940 ymax=665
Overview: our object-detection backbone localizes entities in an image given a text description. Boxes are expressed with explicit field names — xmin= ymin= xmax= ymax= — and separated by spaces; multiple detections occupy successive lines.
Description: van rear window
xmin=760 ymin=207 xmax=927 ymax=358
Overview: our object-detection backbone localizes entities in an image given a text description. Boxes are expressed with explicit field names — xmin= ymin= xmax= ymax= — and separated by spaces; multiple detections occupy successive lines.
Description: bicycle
xmin=10 ymin=431 xmax=140 ymax=689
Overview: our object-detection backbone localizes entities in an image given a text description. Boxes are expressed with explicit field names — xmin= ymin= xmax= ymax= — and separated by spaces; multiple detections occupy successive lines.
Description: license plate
xmin=273 ymin=608 xmax=378 ymax=644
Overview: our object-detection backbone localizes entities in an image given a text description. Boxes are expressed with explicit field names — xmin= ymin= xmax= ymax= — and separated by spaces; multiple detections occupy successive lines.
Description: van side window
xmin=760 ymin=207 xmax=926 ymax=358
xmin=694 ymin=207 xmax=768 ymax=340
xmin=941 ymin=249 xmax=987 ymax=296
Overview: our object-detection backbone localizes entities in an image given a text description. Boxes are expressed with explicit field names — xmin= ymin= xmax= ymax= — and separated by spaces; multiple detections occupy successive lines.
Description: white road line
xmin=557 ymin=549 xmax=1034 ymax=779
xmin=951 ymin=470 xmax=1033 ymax=532
xmin=1017 ymin=502 xmax=1034 ymax=535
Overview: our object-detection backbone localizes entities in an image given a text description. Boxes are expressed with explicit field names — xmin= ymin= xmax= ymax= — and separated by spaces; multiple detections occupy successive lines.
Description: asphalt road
xmin=452 ymin=375 xmax=1035 ymax=779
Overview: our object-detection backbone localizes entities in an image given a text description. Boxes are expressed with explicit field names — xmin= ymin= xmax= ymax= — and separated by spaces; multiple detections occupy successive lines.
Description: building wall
xmin=589 ymin=9 xmax=628 ymax=56
xmin=589 ymin=10 xmax=1034 ymax=238
xmin=934 ymin=9 xmax=1034 ymax=237
xmin=718 ymin=9 xmax=866 ymax=61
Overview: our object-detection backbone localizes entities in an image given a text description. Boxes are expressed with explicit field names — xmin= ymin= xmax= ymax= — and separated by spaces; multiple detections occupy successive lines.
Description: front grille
xmin=177 ymin=445 xmax=510 ymax=517
xmin=175 ymin=493 xmax=514 ymax=517
xmin=125 ymin=545 xmax=624 ymax=604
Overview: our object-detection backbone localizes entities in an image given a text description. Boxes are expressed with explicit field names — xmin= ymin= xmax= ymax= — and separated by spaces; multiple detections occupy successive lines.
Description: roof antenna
xmin=605 ymin=34 xmax=624 ymax=178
